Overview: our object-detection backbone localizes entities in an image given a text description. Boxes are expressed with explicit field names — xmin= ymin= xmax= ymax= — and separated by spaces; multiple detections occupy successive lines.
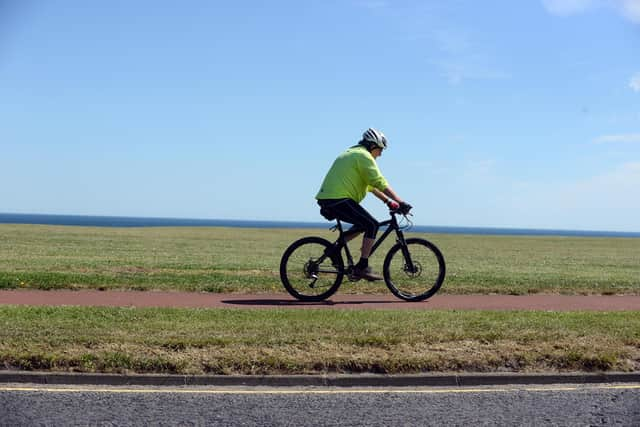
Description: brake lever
xmin=390 ymin=209 xmax=413 ymax=217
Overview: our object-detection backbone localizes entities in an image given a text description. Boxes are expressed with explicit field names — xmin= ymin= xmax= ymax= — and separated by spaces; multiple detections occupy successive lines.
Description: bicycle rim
xmin=383 ymin=238 xmax=445 ymax=302
xmin=280 ymin=237 xmax=344 ymax=301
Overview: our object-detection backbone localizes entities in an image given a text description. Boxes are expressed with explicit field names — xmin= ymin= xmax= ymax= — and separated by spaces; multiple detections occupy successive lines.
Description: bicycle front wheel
xmin=279 ymin=236 xmax=344 ymax=302
xmin=383 ymin=238 xmax=445 ymax=302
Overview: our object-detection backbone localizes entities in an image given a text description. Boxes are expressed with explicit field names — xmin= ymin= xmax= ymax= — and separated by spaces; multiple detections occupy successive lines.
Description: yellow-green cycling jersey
xmin=316 ymin=145 xmax=389 ymax=203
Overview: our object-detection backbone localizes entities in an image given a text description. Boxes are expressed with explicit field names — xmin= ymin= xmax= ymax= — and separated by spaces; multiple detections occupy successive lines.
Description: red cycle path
xmin=1 ymin=290 xmax=639 ymax=311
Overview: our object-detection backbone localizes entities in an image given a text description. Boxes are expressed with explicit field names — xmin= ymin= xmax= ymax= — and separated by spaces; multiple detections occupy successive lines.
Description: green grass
xmin=1 ymin=224 xmax=638 ymax=375
xmin=1 ymin=224 xmax=639 ymax=295
xmin=1 ymin=306 xmax=638 ymax=375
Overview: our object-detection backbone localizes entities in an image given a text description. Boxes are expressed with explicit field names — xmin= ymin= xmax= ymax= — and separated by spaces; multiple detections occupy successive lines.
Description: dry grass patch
xmin=1 ymin=306 xmax=638 ymax=375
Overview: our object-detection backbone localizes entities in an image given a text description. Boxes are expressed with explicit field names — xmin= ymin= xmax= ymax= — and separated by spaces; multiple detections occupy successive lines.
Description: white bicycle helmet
xmin=361 ymin=128 xmax=388 ymax=150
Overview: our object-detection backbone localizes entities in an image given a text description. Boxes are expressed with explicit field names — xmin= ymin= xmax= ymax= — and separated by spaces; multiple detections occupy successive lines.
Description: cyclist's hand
xmin=386 ymin=200 xmax=400 ymax=210
xmin=399 ymin=201 xmax=413 ymax=215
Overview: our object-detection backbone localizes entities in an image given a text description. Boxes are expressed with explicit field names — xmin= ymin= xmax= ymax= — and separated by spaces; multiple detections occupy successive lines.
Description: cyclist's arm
xmin=371 ymin=187 xmax=404 ymax=204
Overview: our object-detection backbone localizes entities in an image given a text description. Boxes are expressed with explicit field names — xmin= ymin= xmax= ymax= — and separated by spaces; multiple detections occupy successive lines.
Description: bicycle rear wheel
xmin=280 ymin=236 xmax=344 ymax=302
xmin=383 ymin=238 xmax=445 ymax=302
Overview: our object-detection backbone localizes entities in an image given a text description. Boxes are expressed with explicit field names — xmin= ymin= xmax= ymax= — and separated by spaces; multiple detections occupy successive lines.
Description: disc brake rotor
xmin=404 ymin=261 xmax=422 ymax=278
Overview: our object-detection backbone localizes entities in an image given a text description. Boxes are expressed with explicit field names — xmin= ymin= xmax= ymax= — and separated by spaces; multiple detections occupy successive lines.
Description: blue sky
xmin=1 ymin=0 xmax=639 ymax=231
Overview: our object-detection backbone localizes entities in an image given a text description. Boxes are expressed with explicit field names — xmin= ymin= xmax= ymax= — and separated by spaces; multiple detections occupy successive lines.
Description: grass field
xmin=1 ymin=306 xmax=638 ymax=375
xmin=1 ymin=224 xmax=639 ymax=375
xmin=1 ymin=224 xmax=638 ymax=295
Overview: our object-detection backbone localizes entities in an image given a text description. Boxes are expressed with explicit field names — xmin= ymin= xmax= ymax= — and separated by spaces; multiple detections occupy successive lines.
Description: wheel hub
xmin=404 ymin=261 xmax=422 ymax=277
xmin=303 ymin=260 xmax=319 ymax=279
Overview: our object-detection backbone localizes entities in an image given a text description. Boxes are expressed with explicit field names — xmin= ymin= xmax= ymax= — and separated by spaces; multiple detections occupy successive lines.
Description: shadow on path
xmin=221 ymin=298 xmax=402 ymax=307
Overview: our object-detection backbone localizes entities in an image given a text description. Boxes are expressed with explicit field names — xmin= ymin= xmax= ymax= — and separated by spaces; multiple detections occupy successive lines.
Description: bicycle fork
xmin=396 ymin=231 xmax=419 ymax=275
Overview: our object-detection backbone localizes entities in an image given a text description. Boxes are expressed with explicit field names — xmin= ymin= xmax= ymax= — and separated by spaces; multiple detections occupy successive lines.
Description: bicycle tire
xmin=279 ymin=236 xmax=344 ymax=302
xmin=383 ymin=238 xmax=445 ymax=302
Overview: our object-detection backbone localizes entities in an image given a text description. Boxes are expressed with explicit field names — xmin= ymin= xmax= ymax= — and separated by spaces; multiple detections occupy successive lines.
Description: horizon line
xmin=1 ymin=212 xmax=639 ymax=236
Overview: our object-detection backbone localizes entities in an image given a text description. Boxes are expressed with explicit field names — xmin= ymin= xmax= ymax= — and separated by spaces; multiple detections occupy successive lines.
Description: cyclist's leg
xmin=344 ymin=225 xmax=364 ymax=242
xmin=319 ymin=199 xmax=378 ymax=239
xmin=320 ymin=199 xmax=381 ymax=280
xmin=337 ymin=202 xmax=377 ymax=255
xmin=361 ymin=237 xmax=375 ymax=258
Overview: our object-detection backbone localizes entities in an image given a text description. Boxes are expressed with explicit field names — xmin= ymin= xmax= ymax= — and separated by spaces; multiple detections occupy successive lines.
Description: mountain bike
xmin=279 ymin=209 xmax=446 ymax=302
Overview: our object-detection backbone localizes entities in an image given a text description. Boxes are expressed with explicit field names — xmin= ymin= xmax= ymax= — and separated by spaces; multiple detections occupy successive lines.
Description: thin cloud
xmin=630 ymin=73 xmax=640 ymax=92
xmin=432 ymin=29 xmax=472 ymax=55
xmin=542 ymin=0 xmax=596 ymax=15
xmin=502 ymin=161 xmax=640 ymax=231
xmin=433 ymin=58 xmax=510 ymax=85
xmin=358 ymin=0 xmax=388 ymax=10
xmin=594 ymin=133 xmax=640 ymax=144
xmin=620 ymin=0 xmax=640 ymax=23
xmin=430 ymin=29 xmax=509 ymax=84
xmin=542 ymin=0 xmax=640 ymax=24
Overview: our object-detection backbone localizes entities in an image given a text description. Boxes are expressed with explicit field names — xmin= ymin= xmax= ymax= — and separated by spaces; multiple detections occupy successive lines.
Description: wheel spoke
xmin=280 ymin=237 xmax=344 ymax=301
xmin=384 ymin=239 xmax=445 ymax=301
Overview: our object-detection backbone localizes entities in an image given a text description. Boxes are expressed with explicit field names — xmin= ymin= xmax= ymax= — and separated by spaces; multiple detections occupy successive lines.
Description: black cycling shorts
xmin=317 ymin=198 xmax=379 ymax=239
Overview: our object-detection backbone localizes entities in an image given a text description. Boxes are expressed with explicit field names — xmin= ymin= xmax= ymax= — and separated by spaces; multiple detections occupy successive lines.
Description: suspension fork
xmin=395 ymin=228 xmax=417 ymax=272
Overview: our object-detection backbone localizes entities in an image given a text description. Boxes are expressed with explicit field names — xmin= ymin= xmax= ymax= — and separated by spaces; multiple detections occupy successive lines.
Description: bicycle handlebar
xmin=389 ymin=210 xmax=413 ymax=220
xmin=392 ymin=201 xmax=413 ymax=216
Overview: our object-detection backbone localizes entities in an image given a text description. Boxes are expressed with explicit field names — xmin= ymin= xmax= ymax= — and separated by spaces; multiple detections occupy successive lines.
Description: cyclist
xmin=316 ymin=128 xmax=412 ymax=281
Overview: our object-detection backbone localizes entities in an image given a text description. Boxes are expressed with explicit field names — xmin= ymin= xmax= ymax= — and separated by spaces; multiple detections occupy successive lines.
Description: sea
xmin=1 ymin=213 xmax=639 ymax=238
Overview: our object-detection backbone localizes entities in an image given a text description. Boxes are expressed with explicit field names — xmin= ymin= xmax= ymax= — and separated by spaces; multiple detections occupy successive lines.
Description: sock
xmin=356 ymin=258 xmax=368 ymax=269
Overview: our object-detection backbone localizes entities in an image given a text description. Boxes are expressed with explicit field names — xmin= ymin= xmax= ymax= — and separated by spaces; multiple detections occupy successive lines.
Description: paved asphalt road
xmin=1 ymin=383 xmax=639 ymax=426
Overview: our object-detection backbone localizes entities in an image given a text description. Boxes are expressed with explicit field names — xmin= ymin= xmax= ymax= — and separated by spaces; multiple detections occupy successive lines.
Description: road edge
xmin=1 ymin=371 xmax=639 ymax=387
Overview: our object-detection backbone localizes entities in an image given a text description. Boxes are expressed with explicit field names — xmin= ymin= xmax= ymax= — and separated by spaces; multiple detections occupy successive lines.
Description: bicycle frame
xmin=329 ymin=212 xmax=415 ymax=272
